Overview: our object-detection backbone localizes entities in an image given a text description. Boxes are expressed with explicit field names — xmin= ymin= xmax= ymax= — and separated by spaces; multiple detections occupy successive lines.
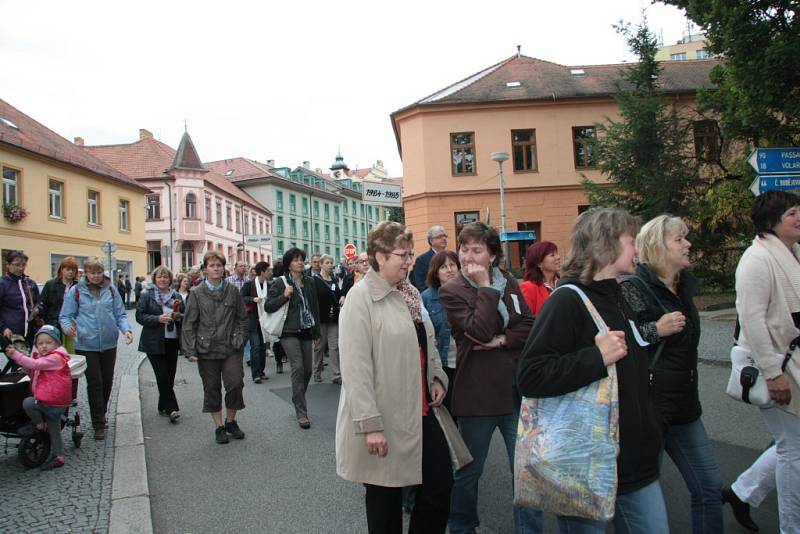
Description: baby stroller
xmin=0 ymin=335 xmax=86 ymax=467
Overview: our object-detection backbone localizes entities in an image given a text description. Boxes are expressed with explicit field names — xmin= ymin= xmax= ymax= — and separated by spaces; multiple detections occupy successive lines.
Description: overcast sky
xmin=1 ymin=0 xmax=694 ymax=177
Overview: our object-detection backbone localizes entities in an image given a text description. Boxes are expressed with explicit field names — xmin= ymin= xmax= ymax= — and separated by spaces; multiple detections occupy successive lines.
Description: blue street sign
xmin=500 ymin=230 xmax=537 ymax=242
xmin=747 ymin=148 xmax=800 ymax=174
xmin=751 ymin=175 xmax=800 ymax=195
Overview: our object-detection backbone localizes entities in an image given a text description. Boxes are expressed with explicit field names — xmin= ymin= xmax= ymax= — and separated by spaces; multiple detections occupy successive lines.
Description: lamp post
xmin=490 ymin=151 xmax=510 ymax=270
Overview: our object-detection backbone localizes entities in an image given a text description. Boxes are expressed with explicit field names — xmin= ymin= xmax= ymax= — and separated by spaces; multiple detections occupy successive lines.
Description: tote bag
xmin=261 ymin=276 xmax=289 ymax=343
xmin=514 ymin=284 xmax=620 ymax=521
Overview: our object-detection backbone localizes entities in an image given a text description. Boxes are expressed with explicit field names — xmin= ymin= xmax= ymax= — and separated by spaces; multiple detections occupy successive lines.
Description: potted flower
xmin=3 ymin=203 xmax=29 ymax=223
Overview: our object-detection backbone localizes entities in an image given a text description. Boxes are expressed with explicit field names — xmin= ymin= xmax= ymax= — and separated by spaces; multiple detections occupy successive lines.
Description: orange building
xmin=390 ymin=54 xmax=717 ymax=271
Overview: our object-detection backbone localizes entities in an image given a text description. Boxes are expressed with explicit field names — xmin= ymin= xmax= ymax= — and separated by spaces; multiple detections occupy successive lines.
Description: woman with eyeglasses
xmin=0 ymin=250 xmax=41 ymax=348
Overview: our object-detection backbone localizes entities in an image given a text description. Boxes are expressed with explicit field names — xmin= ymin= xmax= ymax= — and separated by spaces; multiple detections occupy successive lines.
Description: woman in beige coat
xmin=734 ymin=190 xmax=800 ymax=530
xmin=336 ymin=221 xmax=452 ymax=534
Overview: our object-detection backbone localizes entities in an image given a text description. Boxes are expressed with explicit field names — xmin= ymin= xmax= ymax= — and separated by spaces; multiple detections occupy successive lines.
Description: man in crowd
xmin=411 ymin=225 xmax=448 ymax=292
xmin=309 ymin=254 xmax=321 ymax=277
xmin=226 ymin=260 xmax=248 ymax=290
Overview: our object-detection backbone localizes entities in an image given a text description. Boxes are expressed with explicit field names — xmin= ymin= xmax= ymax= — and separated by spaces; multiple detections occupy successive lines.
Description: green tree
xmin=387 ymin=206 xmax=405 ymax=224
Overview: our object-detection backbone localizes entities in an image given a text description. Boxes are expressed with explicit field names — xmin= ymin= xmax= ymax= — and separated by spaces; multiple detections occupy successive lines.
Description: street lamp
xmin=490 ymin=151 xmax=510 ymax=270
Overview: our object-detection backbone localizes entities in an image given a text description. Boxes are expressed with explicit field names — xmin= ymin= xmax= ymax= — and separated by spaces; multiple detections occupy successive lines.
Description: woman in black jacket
xmin=620 ymin=215 xmax=722 ymax=534
xmin=136 ymin=266 xmax=184 ymax=423
xmin=517 ymin=208 xmax=667 ymax=533
xmin=37 ymin=256 xmax=79 ymax=353
xmin=312 ymin=254 xmax=341 ymax=384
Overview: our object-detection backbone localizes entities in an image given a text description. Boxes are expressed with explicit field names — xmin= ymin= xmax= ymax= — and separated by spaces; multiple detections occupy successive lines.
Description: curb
xmin=109 ymin=353 xmax=153 ymax=534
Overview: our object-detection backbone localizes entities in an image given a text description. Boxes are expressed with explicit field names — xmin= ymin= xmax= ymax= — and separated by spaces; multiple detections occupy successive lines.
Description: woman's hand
xmin=158 ymin=313 xmax=172 ymax=324
xmin=283 ymin=284 xmax=294 ymax=298
xmin=656 ymin=311 xmax=686 ymax=338
xmin=252 ymin=296 xmax=263 ymax=304
xmin=3 ymin=345 xmax=16 ymax=358
xmin=430 ymin=380 xmax=446 ymax=407
xmin=595 ymin=331 xmax=627 ymax=365
xmin=2 ymin=328 xmax=12 ymax=338
xmin=64 ymin=321 xmax=77 ymax=338
xmin=188 ymin=355 xmax=198 ymax=362
xmin=123 ymin=331 xmax=134 ymax=345
xmin=472 ymin=334 xmax=506 ymax=351
xmin=767 ymin=374 xmax=792 ymax=405
xmin=463 ymin=263 xmax=491 ymax=287
xmin=365 ymin=431 xmax=388 ymax=457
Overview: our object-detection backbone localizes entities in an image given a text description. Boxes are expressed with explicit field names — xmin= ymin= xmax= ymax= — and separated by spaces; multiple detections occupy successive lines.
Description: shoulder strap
xmin=554 ymin=284 xmax=609 ymax=335
xmin=619 ymin=274 xmax=669 ymax=314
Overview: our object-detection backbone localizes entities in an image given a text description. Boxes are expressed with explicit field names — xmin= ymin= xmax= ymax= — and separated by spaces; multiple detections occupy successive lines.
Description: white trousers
xmin=731 ymin=444 xmax=776 ymax=507
xmin=762 ymin=407 xmax=800 ymax=534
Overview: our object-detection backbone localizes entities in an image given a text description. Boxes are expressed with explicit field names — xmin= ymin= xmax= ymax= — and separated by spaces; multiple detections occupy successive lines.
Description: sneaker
xmin=40 ymin=455 xmax=65 ymax=471
xmin=254 ymin=376 xmax=262 ymax=384
xmin=169 ymin=411 xmax=180 ymax=424
xmin=94 ymin=427 xmax=106 ymax=440
xmin=224 ymin=420 xmax=245 ymax=439
xmin=215 ymin=426 xmax=229 ymax=444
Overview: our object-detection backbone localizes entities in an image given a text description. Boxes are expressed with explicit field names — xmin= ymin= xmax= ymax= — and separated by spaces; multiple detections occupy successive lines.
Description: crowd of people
xmin=0 ymin=191 xmax=797 ymax=533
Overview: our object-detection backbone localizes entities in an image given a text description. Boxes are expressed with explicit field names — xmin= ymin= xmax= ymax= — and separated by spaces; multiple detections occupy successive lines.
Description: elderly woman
xmin=438 ymin=222 xmax=541 ymax=534
xmin=519 ymin=241 xmax=560 ymax=316
xmin=60 ymin=257 xmax=133 ymax=440
xmin=421 ymin=250 xmax=460 ymax=412
xmin=0 ymin=250 xmax=41 ymax=347
xmin=518 ymin=208 xmax=666 ymax=533
xmin=37 ymin=256 xmax=79 ymax=353
xmin=336 ymin=220 xmax=451 ymax=534
xmin=136 ymin=266 xmax=184 ymax=423
xmin=733 ymin=190 xmax=800 ymax=531
xmin=265 ymin=248 xmax=320 ymax=429
xmin=620 ymin=215 xmax=722 ymax=534
xmin=313 ymin=254 xmax=341 ymax=384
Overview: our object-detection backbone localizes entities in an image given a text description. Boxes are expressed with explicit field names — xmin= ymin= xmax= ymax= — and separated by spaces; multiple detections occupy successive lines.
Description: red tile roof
xmin=204 ymin=157 xmax=285 ymax=182
xmin=84 ymin=136 xmax=270 ymax=215
xmin=0 ymin=98 xmax=148 ymax=192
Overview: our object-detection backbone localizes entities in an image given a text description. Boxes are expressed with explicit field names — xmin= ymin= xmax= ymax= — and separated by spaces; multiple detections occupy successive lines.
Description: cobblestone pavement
xmin=0 ymin=310 xmax=140 ymax=533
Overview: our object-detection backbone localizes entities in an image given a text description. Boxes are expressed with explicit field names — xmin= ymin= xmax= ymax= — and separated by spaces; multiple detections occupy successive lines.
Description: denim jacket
xmin=422 ymin=286 xmax=451 ymax=367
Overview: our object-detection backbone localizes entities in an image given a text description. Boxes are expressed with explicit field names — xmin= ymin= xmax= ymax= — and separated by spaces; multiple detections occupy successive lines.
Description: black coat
xmin=135 ymin=289 xmax=184 ymax=355
xmin=264 ymin=274 xmax=320 ymax=339
xmin=313 ymin=275 xmax=341 ymax=324
xmin=38 ymin=278 xmax=75 ymax=328
xmin=621 ymin=264 xmax=702 ymax=425
xmin=411 ymin=248 xmax=435 ymax=293
xmin=517 ymin=277 xmax=663 ymax=495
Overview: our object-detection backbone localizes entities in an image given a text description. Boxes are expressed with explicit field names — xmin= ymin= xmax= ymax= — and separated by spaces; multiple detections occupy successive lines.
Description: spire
xmin=170 ymin=130 xmax=206 ymax=171
xmin=330 ymin=148 xmax=349 ymax=171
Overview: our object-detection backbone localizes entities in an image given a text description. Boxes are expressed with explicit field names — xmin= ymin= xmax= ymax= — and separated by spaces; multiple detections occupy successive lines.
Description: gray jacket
xmin=265 ymin=274 xmax=320 ymax=339
xmin=180 ymin=282 xmax=248 ymax=359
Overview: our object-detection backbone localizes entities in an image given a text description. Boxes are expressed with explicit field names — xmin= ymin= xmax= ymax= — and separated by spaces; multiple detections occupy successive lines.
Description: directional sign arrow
xmin=751 ymin=175 xmax=800 ymax=195
xmin=747 ymin=148 xmax=800 ymax=174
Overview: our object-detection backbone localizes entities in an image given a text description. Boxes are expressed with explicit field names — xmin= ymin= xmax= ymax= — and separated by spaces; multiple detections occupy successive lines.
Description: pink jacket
xmin=9 ymin=346 xmax=72 ymax=407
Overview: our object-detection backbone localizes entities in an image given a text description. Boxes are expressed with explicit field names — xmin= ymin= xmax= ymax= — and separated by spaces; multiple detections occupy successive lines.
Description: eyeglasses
xmin=391 ymin=251 xmax=415 ymax=262
xmin=433 ymin=234 xmax=448 ymax=240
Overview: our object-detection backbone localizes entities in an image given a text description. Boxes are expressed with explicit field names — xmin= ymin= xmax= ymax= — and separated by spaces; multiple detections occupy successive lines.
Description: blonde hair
xmin=636 ymin=215 xmax=689 ymax=278
xmin=562 ymin=208 xmax=640 ymax=284
xmin=367 ymin=221 xmax=413 ymax=271
xmin=83 ymin=257 xmax=105 ymax=273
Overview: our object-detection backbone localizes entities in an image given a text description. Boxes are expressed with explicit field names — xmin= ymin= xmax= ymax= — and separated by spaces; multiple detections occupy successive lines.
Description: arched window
xmin=185 ymin=192 xmax=197 ymax=218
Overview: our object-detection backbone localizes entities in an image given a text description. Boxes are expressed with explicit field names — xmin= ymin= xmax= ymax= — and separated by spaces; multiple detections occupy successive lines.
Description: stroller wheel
xmin=19 ymin=433 xmax=51 ymax=468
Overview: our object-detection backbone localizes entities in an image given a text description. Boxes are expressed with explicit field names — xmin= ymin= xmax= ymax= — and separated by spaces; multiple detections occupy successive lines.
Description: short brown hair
xmin=151 ymin=265 xmax=173 ymax=285
xmin=457 ymin=221 xmax=502 ymax=267
xmin=56 ymin=256 xmax=79 ymax=279
xmin=426 ymin=250 xmax=460 ymax=289
xmin=203 ymin=250 xmax=226 ymax=268
xmin=367 ymin=221 xmax=413 ymax=271
xmin=83 ymin=257 xmax=105 ymax=273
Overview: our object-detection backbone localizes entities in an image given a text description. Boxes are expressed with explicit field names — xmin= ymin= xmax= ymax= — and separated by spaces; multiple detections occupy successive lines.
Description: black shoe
xmin=722 ymin=486 xmax=759 ymax=532
xmin=215 ymin=426 xmax=229 ymax=444
xmin=277 ymin=363 xmax=284 ymax=374
xmin=225 ymin=420 xmax=245 ymax=439
xmin=253 ymin=376 xmax=262 ymax=384
xmin=158 ymin=410 xmax=170 ymax=417
xmin=94 ymin=427 xmax=106 ymax=440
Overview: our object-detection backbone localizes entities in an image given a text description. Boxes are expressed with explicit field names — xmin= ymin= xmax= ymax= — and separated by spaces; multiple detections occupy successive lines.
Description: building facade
xmin=391 ymin=54 xmax=718 ymax=269
xmin=85 ymin=130 xmax=272 ymax=273
xmin=656 ymin=33 xmax=711 ymax=61
xmin=0 ymin=98 xmax=148 ymax=282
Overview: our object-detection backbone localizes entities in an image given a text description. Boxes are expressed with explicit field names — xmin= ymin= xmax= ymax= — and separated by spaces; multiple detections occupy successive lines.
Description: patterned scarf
xmin=397 ymin=278 xmax=422 ymax=322
xmin=153 ymin=287 xmax=180 ymax=308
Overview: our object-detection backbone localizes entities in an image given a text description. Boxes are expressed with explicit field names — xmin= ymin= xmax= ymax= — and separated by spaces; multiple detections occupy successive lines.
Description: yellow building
xmin=0 ymin=98 xmax=149 ymax=284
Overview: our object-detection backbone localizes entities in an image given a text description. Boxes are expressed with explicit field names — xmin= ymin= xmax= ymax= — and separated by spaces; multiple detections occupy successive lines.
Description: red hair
xmin=523 ymin=241 xmax=558 ymax=284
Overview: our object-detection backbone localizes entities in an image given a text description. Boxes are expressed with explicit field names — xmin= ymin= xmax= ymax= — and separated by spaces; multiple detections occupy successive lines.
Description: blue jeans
xmin=556 ymin=480 xmax=669 ymax=534
xmin=663 ymin=418 xmax=722 ymax=534
xmin=449 ymin=413 xmax=543 ymax=534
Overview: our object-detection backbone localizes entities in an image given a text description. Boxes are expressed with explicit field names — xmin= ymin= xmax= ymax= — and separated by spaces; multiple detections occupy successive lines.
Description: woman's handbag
xmin=725 ymin=337 xmax=796 ymax=407
xmin=514 ymin=284 xmax=620 ymax=521
xmin=431 ymin=405 xmax=473 ymax=471
xmin=261 ymin=276 xmax=289 ymax=343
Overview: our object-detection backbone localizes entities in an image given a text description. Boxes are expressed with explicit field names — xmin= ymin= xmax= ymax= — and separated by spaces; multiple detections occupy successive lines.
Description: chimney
xmin=376 ymin=160 xmax=384 ymax=169
xmin=73 ymin=136 xmax=84 ymax=146
xmin=315 ymin=168 xmax=323 ymax=174
xmin=266 ymin=159 xmax=275 ymax=167
xmin=139 ymin=128 xmax=153 ymax=140
xmin=302 ymin=160 xmax=310 ymax=169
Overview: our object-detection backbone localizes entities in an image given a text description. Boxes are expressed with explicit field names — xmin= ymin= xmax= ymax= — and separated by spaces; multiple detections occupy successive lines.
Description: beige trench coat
xmin=335 ymin=270 xmax=448 ymax=487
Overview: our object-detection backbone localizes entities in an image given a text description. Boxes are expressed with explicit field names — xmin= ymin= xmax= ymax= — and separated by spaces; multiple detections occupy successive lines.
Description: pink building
xmin=84 ymin=129 xmax=273 ymax=273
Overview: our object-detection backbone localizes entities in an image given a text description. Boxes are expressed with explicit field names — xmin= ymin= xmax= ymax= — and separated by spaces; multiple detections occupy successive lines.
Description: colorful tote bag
xmin=513 ymin=284 xmax=620 ymax=521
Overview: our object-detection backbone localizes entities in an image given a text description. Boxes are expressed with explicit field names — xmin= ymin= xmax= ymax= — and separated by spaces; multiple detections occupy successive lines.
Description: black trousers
xmin=78 ymin=348 xmax=117 ymax=429
xmin=146 ymin=338 xmax=179 ymax=413
xmin=364 ymin=414 xmax=453 ymax=534
xmin=273 ymin=340 xmax=286 ymax=366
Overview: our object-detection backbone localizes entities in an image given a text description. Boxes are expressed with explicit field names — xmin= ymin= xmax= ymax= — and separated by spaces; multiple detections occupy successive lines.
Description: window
xmin=277 ymin=216 xmax=284 ymax=234
xmin=145 ymin=194 xmax=160 ymax=220
xmin=361 ymin=222 xmax=365 ymax=236
xmin=324 ymin=225 xmax=330 ymax=242
xmin=670 ymin=52 xmax=687 ymax=61
xmin=324 ymin=203 xmax=330 ymax=220
xmin=314 ymin=223 xmax=320 ymax=240
xmin=289 ymin=194 xmax=296 ymax=214
xmin=334 ymin=206 xmax=340 ymax=223
xmin=343 ymin=218 xmax=349 ymax=236
xmin=205 ymin=196 xmax=212 ymax=222
xmin=303 ymin=221 xmax=309 ymax=239
xmin=455 ymin=211 xmax=480 ymax=232
xmin=325 ymin=246 xmax=330 ymax=255
xmin=450 ymin=132 xmax=476 ymax=175
xmin=352 ymin=201 xmax=356 ymax=215
xmin=185 ymin=192 xmax=197 ymax=218
xmin=258 ymin=218 xmax=263 ymax=234
xmin=277 ymin=240 xmax=285 ymax=255
xmin=336 ymin=247 xmax=341 ymax=260
xmin=3 ymin=166 xmax=19 ymax=205
xmin=578 ymin=204 xmax=591 ymax=214
xmin=302 ymin=197 xmax=309 ymax=216
xmin=244 ymin=213 xmax=250 ymax=235
xmin=573 ymin=127 xmax=597 ymax=168
xmin=343 ymin=201 xmax=348 ymax=214
xmin=215 ymin=200 xmax=222 ymax=227
xmin=352 ymin=220 xmax=357 ymax=236
xmin=181 ymin=242 xmax=194 ymax=271
xmin=696 ymin=49 xmax=710 ymax=59
xmin=335 ymin=227 xmax=340 ymax=243
xmin=49 ymin=179 xmax=63 ymax=219
xmin=512 ymin=129 xmax=538 ymax=172
xmin=147 ymin=241 xmax=162 ymax=272
xmin=313 ymin=200 xmax=319 ymax=218
xmin=276 ymin=191 xmax=284 ymax=210
xmin=290 ymin=218 xmax=297 ymax=238
xmin=87 ymin=190 xmax=100 ymax=225
xmin=360 ymin=204 xmax=365 ymax=217
xmin=367 ymin=205 xmax=373 ymax=220
xmin=119 ymin=199 xmax=130 ymax=231
xmin=226 ymin=204 xmax=232 ymax=230
xmin=235 ymin=208 xmax=241 ymax=233
xmin=693 ymin=120 xmax=720 ymax=162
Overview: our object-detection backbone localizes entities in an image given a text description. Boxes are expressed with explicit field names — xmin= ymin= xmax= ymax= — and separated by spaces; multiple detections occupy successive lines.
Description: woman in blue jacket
xmin=60 ymin=258 xmax=133 ymax=440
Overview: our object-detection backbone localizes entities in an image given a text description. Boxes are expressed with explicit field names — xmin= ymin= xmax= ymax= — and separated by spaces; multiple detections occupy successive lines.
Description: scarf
xmin=396 ymin=278 xmax=422 ymax=322
xmin=288 ymin=274 xmax=315 ymax=330
xmin=754 ymin=234 xmax=800 ymax=313
xmin=153 ymin=287 xmax=179 ymax=308
xmin=463 ymin=267 xmax=509 ymax=329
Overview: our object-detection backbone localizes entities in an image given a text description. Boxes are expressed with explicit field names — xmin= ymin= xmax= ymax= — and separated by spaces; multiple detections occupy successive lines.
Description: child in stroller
xmin=3 ymin=325 xmax=73 ymax=470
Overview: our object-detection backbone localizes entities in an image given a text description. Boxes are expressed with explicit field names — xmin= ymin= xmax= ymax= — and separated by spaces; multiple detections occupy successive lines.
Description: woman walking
xmin=313 ymin=254 xmax=341 ymax=384
xmin=241 ymin=261 xmax=271 ymax=383
xmin=265 ymin=248 xmax=320 ymax=429
xmin=37 ymin=256 xmax=80 ymax=353
xmin=0 ymin=250 xmax=41 ymax=348
xmin=136 ymin=266 xmax=184 ymax=423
